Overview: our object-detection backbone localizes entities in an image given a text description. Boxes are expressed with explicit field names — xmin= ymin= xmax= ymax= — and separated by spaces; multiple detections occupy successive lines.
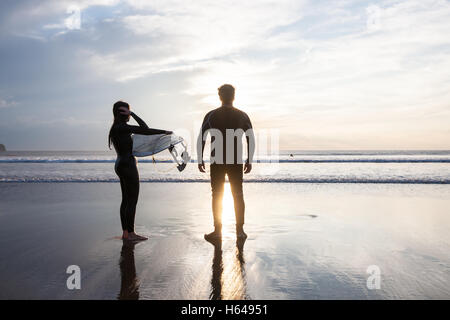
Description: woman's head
xmin=113 ymin=100 xmax=130 ymax=123
xmin=109 ymin=100 xmax=130 ymax=149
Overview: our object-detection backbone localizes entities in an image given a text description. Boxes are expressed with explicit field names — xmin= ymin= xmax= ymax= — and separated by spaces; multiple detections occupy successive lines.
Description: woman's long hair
xmin=108 ymin=101 xmax=130 ymax=150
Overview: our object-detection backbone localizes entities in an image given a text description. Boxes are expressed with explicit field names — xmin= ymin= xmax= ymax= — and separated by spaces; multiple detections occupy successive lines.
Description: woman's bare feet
xmin=121 ymin=230 xmax=129 ymax=240
xmin=126 ymin=232 xmax=148 ymax=241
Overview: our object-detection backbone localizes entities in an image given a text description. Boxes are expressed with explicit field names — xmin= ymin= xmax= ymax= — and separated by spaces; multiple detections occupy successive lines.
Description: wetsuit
xmin=110 ymin=112 xmax=167 ymax=232
xmin=198 ymin=106 xmax=255 ymax=229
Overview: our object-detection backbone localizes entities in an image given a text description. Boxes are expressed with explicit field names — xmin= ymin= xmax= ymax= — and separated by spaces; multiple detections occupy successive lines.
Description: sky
xmin=0 ymin=0 xmax=449 ymax=150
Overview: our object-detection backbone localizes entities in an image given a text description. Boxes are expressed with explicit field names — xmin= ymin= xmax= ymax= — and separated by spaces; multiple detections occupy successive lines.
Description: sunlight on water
xmin=208 ymin=240 xmax=249 ymax=300
xmin=212 ymin=183 xmax=249 ymax=299
xmin=220 ymin=244 xmax=248 ymax=300
xmin=222 ymin=183 xmax=235 ymax=238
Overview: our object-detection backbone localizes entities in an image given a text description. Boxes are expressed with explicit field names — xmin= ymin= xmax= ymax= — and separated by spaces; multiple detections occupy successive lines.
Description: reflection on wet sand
xmin=208 ymin=238 xmax=249 ymax=300
xmin=118 ymin=241 xmax=140 ymax=300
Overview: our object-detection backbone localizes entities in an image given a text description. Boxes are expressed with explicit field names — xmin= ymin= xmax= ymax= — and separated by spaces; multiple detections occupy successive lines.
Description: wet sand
xmin=0 ymin=182 xmax=449 ymax=299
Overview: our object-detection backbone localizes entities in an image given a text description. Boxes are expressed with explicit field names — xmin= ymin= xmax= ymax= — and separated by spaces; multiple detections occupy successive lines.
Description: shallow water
xmin=0 ymin=182 xmax=449 ymax=299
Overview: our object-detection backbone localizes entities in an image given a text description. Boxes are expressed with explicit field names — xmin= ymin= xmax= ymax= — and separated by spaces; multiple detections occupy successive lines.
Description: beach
xmin=2 ymin=0 xmax=450 ymax=306
xmin=1 ymin=181 xmax=449 ymax=299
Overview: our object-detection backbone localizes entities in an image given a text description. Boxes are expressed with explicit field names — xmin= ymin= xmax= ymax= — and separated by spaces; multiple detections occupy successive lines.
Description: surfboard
xmin=132 ymin=133 xmax=190 ymax=171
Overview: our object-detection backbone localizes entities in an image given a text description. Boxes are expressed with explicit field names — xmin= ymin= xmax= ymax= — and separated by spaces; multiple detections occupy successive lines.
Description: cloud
xmin=1 ymin=0 xmax=450 ymax=149
xmin=0 ymin=0 xmax=120 ymax=40
xmin=122 ymin=0 xmax=305 ymax=58
xmin=88 ymin=0 xmax=450 ymax=115
xmin=84 ymin=0 xmax=306 ymax=82
xmin=12 ymin=115 xmax=103 ymax=127
xmin=0 ymin=97 xmax=17 ymax=109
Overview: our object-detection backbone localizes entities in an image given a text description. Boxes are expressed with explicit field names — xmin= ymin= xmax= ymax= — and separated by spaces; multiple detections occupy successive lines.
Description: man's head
xmin=218 ymin=84 xmax=235 ymax=105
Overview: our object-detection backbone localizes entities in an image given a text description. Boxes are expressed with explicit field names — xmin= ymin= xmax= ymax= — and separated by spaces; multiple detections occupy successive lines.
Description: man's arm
xmin=197 ymin=113 xmax=210 ymax=172
xmin=244 ymin=113 xmax=255 ymax=173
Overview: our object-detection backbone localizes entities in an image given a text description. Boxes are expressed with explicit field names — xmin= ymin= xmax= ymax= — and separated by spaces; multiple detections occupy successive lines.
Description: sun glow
xmin=222 ymin=183 xmax=235 ymax=237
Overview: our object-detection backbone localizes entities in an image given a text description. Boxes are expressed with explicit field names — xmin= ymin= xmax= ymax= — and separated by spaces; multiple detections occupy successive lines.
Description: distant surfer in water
xmin=197 ymin=84 xmax=255 ymax=241
xmin=109 ymin=101 xmax=172 ymax=241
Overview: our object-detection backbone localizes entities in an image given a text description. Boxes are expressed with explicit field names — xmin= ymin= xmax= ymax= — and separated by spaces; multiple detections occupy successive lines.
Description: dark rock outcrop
xmin=0 ymin=144 xmax=6 ymax=152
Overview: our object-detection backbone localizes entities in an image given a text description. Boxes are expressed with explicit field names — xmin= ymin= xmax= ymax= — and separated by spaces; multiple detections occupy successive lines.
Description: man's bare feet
xmin=126 ymin=232 xmax=148 ymax=241
xmin=121 ymin=230 xmax=129 ymax=240
xmin=204 ymin=230 xmax=222 ymax=243
xmin=236 ymin=226 xmax=247 ymax=240
xmin=236 ymin=231 xmax=247 ymax=240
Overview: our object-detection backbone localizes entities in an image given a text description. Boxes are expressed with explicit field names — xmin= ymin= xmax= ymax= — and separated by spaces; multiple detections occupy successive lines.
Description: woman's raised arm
xmin=119 ymin=108 xmax=172 ymax=135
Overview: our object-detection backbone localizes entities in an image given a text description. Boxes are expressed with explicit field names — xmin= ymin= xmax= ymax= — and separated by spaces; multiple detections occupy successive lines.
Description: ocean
xmin=1 ymin=150 xmax=449 ymax=184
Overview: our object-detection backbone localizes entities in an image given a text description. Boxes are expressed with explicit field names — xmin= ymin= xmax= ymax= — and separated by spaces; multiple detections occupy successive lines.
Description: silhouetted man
xmin=197 ymin=84 xmax=255 ymax=241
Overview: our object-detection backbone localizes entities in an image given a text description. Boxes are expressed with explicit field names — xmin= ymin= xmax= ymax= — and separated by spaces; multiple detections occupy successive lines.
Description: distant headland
xmin=0 ymin=144 xmax=6 ymax=152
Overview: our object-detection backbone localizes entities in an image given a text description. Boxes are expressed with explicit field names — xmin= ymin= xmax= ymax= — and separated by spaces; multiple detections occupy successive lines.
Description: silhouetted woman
xmin=109 ymin=101 xmax=172 ymax=241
